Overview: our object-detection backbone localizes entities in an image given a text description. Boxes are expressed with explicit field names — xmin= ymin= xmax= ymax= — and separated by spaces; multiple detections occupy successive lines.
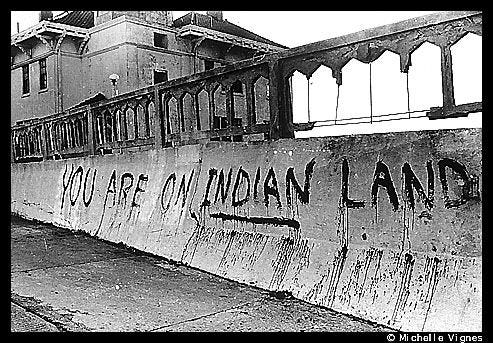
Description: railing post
xmin=440 ymin=44 xmax=456 ymax=112
xmin=163 ymin=96 xmax=171 ymax=147
xmin=177 ymin=95 xmax=184 ymax=145
xmin=153 ymin=87 xmax=164 ymax=149
xmin=10 ymin=131 xmax=15 ymax=163
xmin=225 ymin=84 xmax=233 ymax=128
xmin=245 ymin=80 xmax=255 ymax=127
xmin=429 ymin=43 xmax=457 ymax=119
xmin=86 ymin=105 xmax=95 ymax=156
xmin=189 ymin=94 xmax=197 ymax=142
xmin=268 ymin=60 xmax=294 ymax=140
xmin=208 ymin=89 xmax=215 ymax=131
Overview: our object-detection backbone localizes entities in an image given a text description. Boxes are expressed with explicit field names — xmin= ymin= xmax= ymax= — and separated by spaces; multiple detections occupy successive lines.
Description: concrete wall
xmin=11 ymin=128 xmax=482 ymax=331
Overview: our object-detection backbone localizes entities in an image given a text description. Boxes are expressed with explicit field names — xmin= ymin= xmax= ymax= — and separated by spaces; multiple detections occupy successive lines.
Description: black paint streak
xmin=253 ymin=167 xmax=261 ymax=200
xmin=161 ymin=173 xmax=176 ymax=214
xmin=210 ymin=212 xmax=300 ymax=230
xmin=341 ymin=158 xmax=365 ymax=209
xmin=214 ymin=168 xmax=233 ymax=204
xmin=326 ymin=246 xmax=348 ymax=307
xmin=201 ymin=168 xmax=217 ymax=207
xmin=82 ymin=168 xmax=97 ymax=207
xmin=264 ymin=167 xmax=281 ymax=209
xmin=402 ymin=161 xmax=434 ymax=210
xmin=69 ymin=166 xmax=83 ymax=206
xmin=118 ymin=173 xmax=134 ymax=207
xmin=421 ymin=256 xmax=441 ymax=331
xmin=131 ymin=174 xmax=148 ymax=208
xmin=175 ymin=170 xmax=195 ymax=208
xmin=105 ymin=170 xmax=118 ymax=207
xmin=95 ymin=169 xmax=117 ymax=236
xmin=285 ymin=158 xmax=316 ymax=208
xmin=60 ymin=164 xmax=74 ymax=210
xmin=391 ymin=252 xmax=415 ymax=324
xmin=269 ymin=235 xmax=298 ymax=290
xmin=232 ymin=167 xmax=251 ymax=207
xmin=438 ymin=158 xmax=472 ymax=208
xmin=371 ymin=161 xmax=399 ymax=211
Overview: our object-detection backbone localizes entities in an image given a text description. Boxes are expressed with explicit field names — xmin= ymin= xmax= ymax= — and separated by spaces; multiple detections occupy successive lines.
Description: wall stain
xmin=390 ymin=252 xmax=415 ymax=325
xmin=321 ymin=246 xmax=348 ymax=308
xmin=421 ymin=256 xmax=442 ymax=331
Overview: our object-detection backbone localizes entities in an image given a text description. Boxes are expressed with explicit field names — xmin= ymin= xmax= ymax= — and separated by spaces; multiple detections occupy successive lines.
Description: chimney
xmin=16 ymin=22 xmax=20 ymax=33
xmin=207 ymin=11 xmax=223 ymax=21
xmin=39 ymin=11 xmax=53 ymax=22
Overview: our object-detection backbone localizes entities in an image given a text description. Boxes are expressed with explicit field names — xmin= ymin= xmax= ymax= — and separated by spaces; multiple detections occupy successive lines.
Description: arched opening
xmin=166 ymin=97 xmax=179 ymax=134
xmin=337 ymin=58 xmax=371 ymax=122
xmin=253 ymin=76 xmax=270 ymax=124
xmin=147 ymin=102 xmax=155 ymax=137
xmin=290 ymin=70 xmax=309 ymax=123
xmin=231 ymin=80 xmax=246 ymax=128
xmin=408 ymin=42 xmax=442 ymax=111
xmin=308 ymin=65 xmax=338 ymax=123
xmin=126 ymin=107 xmax=136 ymax=140
xmin=136 ymin=103 xmax=147 ymax=138
xmin=181 ymin=92 xmax=195 ymax=132
xmin=197 ymin=89 xmax=210 ymax=131
xmin=371 ymin=50 xmax=408 ymax=118
xmin=451 ymin=33 xmax=482 ymax=105
xmin=117 ymin=109 xmax=126 ymax=141
xmin=104 ymin=110 xmax=114 ymax=143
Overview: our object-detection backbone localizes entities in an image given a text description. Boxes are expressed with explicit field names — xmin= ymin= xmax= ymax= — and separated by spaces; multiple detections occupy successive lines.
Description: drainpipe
xmin=57 ymin=48 xmax=63 ymax=112
xmin=192 ymin=37 xmax=205 ymax=74
xmin=55 ymin=31 xmax=66 ymax=112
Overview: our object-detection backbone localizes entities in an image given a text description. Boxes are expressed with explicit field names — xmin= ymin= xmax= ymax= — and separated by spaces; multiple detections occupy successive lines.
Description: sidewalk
xmin=11 ymin=216 xmax=390 ymax=332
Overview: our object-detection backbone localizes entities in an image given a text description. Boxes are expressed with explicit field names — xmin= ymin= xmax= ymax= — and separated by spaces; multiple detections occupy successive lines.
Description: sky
xmin=11 ymin=11 xmax=437 ymax=47
xmin=11 ymin=11 xmax=481 ymax=136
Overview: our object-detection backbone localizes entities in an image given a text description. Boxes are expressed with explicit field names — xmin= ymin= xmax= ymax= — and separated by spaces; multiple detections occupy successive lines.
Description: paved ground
xmin=10 ymin=215 xmax=392 ymax=332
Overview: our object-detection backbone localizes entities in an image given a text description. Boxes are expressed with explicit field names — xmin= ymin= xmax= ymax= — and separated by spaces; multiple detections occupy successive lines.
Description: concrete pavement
xmin=10 ymin=215 xmax=391 ymax=332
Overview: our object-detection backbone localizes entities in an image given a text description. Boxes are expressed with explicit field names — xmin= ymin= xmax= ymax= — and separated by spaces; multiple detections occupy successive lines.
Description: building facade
xmin=11 ymin=11 xmax=286 ymax=125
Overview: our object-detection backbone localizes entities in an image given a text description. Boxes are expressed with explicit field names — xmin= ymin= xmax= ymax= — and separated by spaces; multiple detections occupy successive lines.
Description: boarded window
xmin=154 ymin=70 xmax=168 ymax=84
xmin=232 ymin=80 xmax=243 ymax=94
xmin=154 ymin=33 xmax=168 ymax=49
xmin=22 ymin=65 xmax=29 ymax=95
xmin=205 ymin=60 xmax=214 ymax=71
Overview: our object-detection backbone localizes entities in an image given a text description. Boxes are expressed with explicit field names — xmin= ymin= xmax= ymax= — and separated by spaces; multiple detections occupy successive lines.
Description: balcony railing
xmin=11 ymin=11 xmax=482 ymax=163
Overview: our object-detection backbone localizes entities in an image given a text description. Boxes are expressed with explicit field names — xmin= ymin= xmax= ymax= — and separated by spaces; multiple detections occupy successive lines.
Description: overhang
xmin=177 ymin=24 xmax=285 ymax=54
xmin=11 ymin=21 xmax=89 ymax=46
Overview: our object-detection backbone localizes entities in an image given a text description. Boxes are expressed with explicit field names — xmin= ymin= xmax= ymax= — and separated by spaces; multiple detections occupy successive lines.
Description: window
xmin=205 ymin=60 xmax=214 ymax=71
xmin=154 ymin=70 xmax=168 ymax=84
xmin=154 ymin=33 xmax=168 ymax=49
xmin=39 ymin=59 xmax=47 ymax=90
xmin=22 ymin=65 xmax=29 ymax=95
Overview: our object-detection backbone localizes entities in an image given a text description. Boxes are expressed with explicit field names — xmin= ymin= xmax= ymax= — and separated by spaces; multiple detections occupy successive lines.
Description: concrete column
xmin=268 ymin=60 xmax=294 ymax=139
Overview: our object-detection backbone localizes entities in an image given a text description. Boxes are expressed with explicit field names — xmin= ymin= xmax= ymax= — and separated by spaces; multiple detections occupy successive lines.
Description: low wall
xmin=11 ymin=128 xmax=482 ymax=331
